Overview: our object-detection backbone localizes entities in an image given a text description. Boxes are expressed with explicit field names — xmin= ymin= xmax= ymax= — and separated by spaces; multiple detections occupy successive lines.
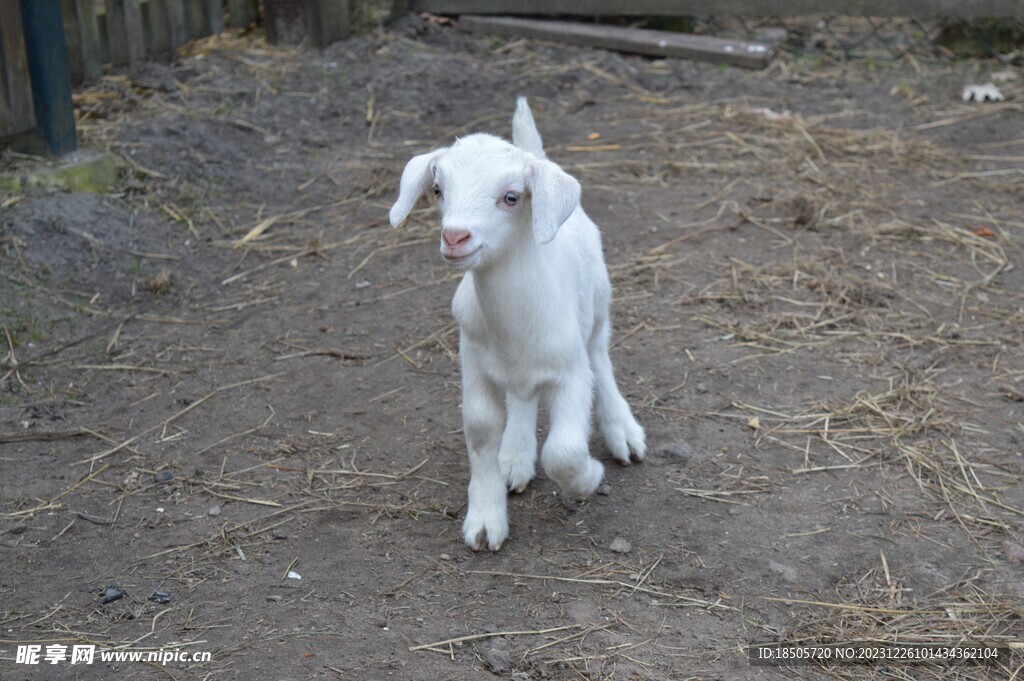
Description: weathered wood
xmin=75 ymin=0 xmax=102 ymax=80
xmin=19 ymin=0 xmax=78 ymax=154
xmin=164 ymin=0 xmax=189 ymax=48
xmin=106 ymin=0 xmax=146 ymax=65
xmin=311 ymin=0 xmax=349 ymax=45
xmin=0 ymin=0 xmax=36 ymax=138
xmin=413 ymin=0 xmax=1024 ymax=18
xmin=206 ymin=0 xmax=224 ymax=34
xmin=227 ymin=0 xmax=258 ymax=27
xmin=184 ymin=0 xmax=206 ymax=38
xmin=144 ymin=0 xmax=172 ymax=54
xmin=61 ymin=0 xmax=85 ymax=80
xmin=459 ymin=15 xmax=775 ymax=68
xmin=264 ymin=0 xmax=349 ymax=47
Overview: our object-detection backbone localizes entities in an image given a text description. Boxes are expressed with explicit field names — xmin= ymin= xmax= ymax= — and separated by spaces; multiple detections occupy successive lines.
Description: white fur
xmin=390 ymin=97 xmax=646 ymax=551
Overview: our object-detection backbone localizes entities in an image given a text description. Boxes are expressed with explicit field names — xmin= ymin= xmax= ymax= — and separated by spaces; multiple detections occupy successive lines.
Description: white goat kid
xmin=389 ymin=98 xmax=646 ymax=551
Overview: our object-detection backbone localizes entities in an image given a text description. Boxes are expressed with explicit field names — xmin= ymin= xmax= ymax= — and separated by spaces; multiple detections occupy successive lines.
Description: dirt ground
xmin=2 ymin=15 xmax=1023 ymax=681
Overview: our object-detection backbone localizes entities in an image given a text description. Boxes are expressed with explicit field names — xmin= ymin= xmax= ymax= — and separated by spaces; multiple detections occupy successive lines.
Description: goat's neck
xmin=471 ymin=228 xmax=552 ymax=332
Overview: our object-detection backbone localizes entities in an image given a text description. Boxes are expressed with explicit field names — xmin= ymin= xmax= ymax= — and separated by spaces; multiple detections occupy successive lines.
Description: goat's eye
xmin=432 ymin=184 xmax=442 ymax=199
xmin=502 ymin=191 xmax=520 ymax=207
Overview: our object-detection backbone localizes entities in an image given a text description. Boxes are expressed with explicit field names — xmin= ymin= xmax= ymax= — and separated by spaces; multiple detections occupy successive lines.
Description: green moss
xmin=0 ymin=151 xmax=120 ymax=195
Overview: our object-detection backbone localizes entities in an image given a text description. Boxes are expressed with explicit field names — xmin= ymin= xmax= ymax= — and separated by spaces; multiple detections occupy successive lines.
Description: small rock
xmin=654 ymin=442 xmax=694 ymax=462
xmin=595 ymin=484 xmax=611 ymax=496
xmin=768 ymin=559 xmax=798 ymax=583
xmin=148 ymin=589 xmax=173 ymax=604
xmin=267 ymin=594 xmax=282 ymax=603
xmin=208 ymin=505 xmax=221 ymax=517
xmin=439 ymin=553 xmax=452 ymax=561
xmin=376 ymin=618 xmax=388 ymax=628
xmin=7 ymin=524 xmax=27 ymax=535
xmin=695 ymin=382 xmax=708 ymax=394
xmin=98 ymin=585 xmax=125 ymax=605
xmin=153 ymin=470 xmax=173 ymax=484
xmin=483 ymin=641 xmax=511 ymax=674
xmin=482 ymin=623 xmax=499 ymax=634
xmin=1002 ymin=540 xmax=1024 ymax=565
xmin=286 ymin=570 xmax=302 ymax=580
xmin=609 ymin=537 xmax=632 ymax=554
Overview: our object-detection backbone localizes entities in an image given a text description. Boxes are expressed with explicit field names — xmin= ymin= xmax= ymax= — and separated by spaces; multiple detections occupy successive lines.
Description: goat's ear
xmin=390 ymin=149 xmax=445 ymax=228
xmin=526 ymin=159 xmax=581 ymax=244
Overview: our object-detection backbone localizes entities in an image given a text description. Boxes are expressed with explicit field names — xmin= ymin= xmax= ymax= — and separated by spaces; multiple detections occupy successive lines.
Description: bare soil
xmin=2 ymin=16 xmax=1023 ymax=680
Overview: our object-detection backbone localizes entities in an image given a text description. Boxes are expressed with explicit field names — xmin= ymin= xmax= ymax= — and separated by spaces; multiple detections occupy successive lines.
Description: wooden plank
xmin=413 ymin=0 xmax=1024 ymax=18
xmin=145 ymin=0 xmax=172 ymax=54
xmin=106 ymin=0 xmax=146 ymax=65
xmin=310 ymin=0 xmax=349 ymax=46
xmin=164 ymin=0 xmax=189 ymax=48
xmin=459 ymin=15 xmax=775 ymax=69
xmin=184 ymin=0 xmax=223 ymax=38
xmin=0 ymin=0 xmax=36 ymax=137
xmin=19 ymin=0 xmax=78 ymax=154
xmin=205 ymin=0 xmax=224 ymax=34
xmin=184 ymin=0 xmax=206 ymax=37
xmin=61 ymin=0 xmax=84 ymax=81
xmin=227 ymin=0 xmax=258 ymax=27
xmin=263 ymin=0 xmax=306 ymax=44
xmin=76 ymin=0 xmax=102 ymax=79
xmin=264 ymin=0 xmax=348 ymax=47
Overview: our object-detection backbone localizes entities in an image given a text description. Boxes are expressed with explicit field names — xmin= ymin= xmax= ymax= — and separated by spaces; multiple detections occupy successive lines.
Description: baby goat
xmin=389 ymin=98 xmax=646 ymax=551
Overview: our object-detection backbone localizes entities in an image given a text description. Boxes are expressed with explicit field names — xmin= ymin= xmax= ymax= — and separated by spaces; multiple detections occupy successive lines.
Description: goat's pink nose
xmin=442 ymin=228 xmax=471 ymax=248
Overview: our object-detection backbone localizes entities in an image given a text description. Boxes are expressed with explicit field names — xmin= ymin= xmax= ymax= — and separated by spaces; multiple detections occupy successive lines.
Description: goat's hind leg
xmin=590 ymin=319 xmax=646 ymax=464
xmin=460 ymin=342 xmax=510 ymax=551
xmin=499 ymin=393 xmax=538 ymax=493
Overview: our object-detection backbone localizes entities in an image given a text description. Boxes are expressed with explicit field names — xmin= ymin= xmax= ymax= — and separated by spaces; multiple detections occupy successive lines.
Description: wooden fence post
xmin=106 ymin=0 xmax=145 ymax=65
xmin=61 ymin=0 xmax=102 ymax=83
xmin=19 ymin=0 xmax=77 ymax=154
xmin=0 ymin=0 xmax=37 ymax=139
xmin=264 ymin=0 xmax=350 ymax=47
xmin=164 ymin=0 xmax=189 ymax=48
xmin=227 ymin=0 xmax=258 ymax=27
xmin=206 ymin=0 xmax=224 ymax=33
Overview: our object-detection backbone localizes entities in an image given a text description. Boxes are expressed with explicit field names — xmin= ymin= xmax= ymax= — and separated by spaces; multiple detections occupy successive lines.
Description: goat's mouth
xmin=442 ymin=246 xmax=482 ymax=265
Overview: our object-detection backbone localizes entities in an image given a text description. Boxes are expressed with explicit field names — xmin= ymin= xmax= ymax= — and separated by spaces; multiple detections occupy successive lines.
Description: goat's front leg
xmin=541 ymin=361 xmax=605 ymax=498
xmin=499 ymin=393 xmax=538 ymax=493
xmin=460 ymin=342 xmax=509 ymax=551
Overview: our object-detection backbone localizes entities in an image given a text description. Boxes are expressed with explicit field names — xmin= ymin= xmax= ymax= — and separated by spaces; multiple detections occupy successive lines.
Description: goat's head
xmin=389 ymin=133 xmax=581 ymax=270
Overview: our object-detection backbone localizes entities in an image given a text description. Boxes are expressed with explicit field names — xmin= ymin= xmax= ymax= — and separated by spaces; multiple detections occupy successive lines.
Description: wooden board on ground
xmin=414 ymin=0 xmax=1024 ymax=18
xmin=458 ymin=15 xmax=776 ymax=69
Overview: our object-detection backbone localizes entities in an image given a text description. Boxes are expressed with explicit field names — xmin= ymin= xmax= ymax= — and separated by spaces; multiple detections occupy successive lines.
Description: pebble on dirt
xmin=609 ymin=537 xmax=632 ymax=554
xmin=1002 ymin=540 xmax=1024 ymax=565
xmin=482 ymin=640 xmax=511 ymax=673
xmin=153 ymin=470 xmax=173 ymax=483
xmin=148 ymin=589 xmax=173 ymax=604
xmin=98 ymin=585 xmax=125 ymax=605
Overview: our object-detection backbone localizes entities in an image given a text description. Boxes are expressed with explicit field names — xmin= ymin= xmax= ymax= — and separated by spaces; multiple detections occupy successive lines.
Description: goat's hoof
xmin=499 ymin=452 xmax=535 ymax=494
xmin=603 ymin=419 xmax=647 ymax=465
xmin=467 ymin=535 xmax=505 ymax=552
xmin=462 ymin=512 xmax=509 ymax=552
